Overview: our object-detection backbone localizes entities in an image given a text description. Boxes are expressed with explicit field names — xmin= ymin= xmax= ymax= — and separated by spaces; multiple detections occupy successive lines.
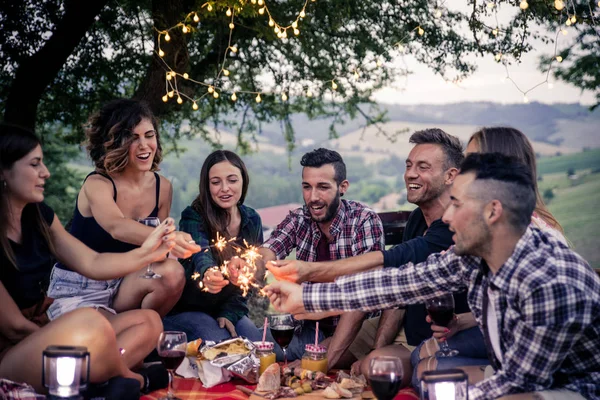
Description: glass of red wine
xmin=138 ymin=217 xmax=162 ymax=279
xmin=157 ymin=331 xmax=187 ymax=400
xmin=425 ymin=293 xmax=459 ymax=357
xmin=369 ymin=356 xmax=403 ymax=400
xmin=269 ymin=313 xmax=295 ymax=366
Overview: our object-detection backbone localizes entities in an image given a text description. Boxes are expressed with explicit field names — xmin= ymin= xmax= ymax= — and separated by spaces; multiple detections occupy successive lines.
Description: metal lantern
xmin=420 ymin=369 xmax=468 ymax=400
xmin=42 ymin=345 xmax=90 ymax=399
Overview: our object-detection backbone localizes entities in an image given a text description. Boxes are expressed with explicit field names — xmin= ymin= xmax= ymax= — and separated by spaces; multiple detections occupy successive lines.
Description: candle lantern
xmin=42 ymin=345 xmax=89 ymax=399
xmin=420 ymin=369 xmax=468 ymax=400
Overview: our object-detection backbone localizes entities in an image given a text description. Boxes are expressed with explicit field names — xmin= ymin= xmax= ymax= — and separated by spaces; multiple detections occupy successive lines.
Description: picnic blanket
xmin=141 ymin=377 xmax=419 ymax=400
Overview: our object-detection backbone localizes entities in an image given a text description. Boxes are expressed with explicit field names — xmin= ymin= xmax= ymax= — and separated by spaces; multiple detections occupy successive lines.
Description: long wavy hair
xmin=0 ymin=123 xmax=56 ymax=269
xmin=468 ymin=127 xmax=564 ymax=234
xmin=85 ymin=99 xmax=162 ymax=175
xmin=191 ymin=150 xmax=249 ymax=264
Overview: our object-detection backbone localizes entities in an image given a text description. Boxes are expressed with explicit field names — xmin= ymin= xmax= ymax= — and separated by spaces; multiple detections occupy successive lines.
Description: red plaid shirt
xmin=263 ymin=199 xmax=384 ymax=261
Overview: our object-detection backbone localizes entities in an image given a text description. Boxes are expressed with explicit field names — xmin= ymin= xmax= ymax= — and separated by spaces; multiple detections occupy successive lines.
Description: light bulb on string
xmin=207 ymin=4 xmax=213 ymax=11
xmin=208 ymin=85 xmax=214 ymax=93
xmin=556 ymin=55 xmax=563 ymax=62
xmin=213 ymin=91 xmax=219 ymax=99
xmin=519 ymin=0 xmax=528 ymax=10
xmin=561 ymin=29 xmax=568 ymax=35
xmin=177 ymin=96 xmax=183 ymax=104
xmin=281 ymin=92 xmax=288 ymax=101
xmin=376 ymin=59 xmax=382 ymax=67
xmin=167 ymin=73 xmax=173 ymax=81
xmin=294 ymin=28 xmax=300 ymax=35
xmin=229 ymin=22 xmax=235 ymax=29
xmin=300 ymin=10 xmax=306 ymax=18
xmin=434 ymin=9 xmax=442 ymax=18
xmin=548 ymin=82 xmax=554 ymax=89
xmin=226 ymin=8 xmax=232 ymax=16
xmin=257 ymin=0 xmax=264 ymax=5
xmin=231 ymin=92 xmax=237 ymax=101
xmin=269 ymin=19 xmax=275 ymax=26
xmin=165 ymin=33 xmax=171 ymax=42
xmin=397 ymin=44 xmax=405 ymax=52
xmin=277 ymin=31 xmax=283 ymax=38
xmin=523 ymin=95 xmax=529 ymax=103
xmin=282 ymin=30 xmax=288 ymax=38
xmin=159 ymin=49 xmax=165 ymax=57
xmin=192 ymin=102 xmax=199 ymax=110
xmin=168 ymin=90 xmax=174 ymax=98
xmin=292 ymin=21 xmax=298 ymax=28
xmin=566 ymin=19 xmax=571 ymax=26
xmin=255 ymin=94 xmax=262 ymax=103
xmin=182 ymin=25 xmax=188 ymax=33
xmin=570 ymin=15 xmax=576 ymax=23
xmin=183 ymin=73 xmax=189 ymax=79
xmin=354 ymin=70 xmax=360 ymax=80
xmin=331 ymin=80 xmax=338 ymax=90
xmin=251 ymin=0 xmax=256 ymax=4
xmin=230 ymin=45 xmax=238 ymax=53
xmin=495 ymin=52 xmax=502 ymax=61
xmin=193 ymin=13 xmax=199 ymax=22
xmin=306 ymin=89 xmax=313 ymax=97
xmin=223 ymin=69 xmax=230 ymax=76
xmin=492 ymin=28 xmax=498 ymax=36
xmin=162 ymin=95 xmax=168 ymax=102
xmin=418 ymin=27 xmax=425 ymax=36
xmin=259 ymin=7 xmax=265 ymax=14
xmin=554 ymin=0 xmax=564 ymax=10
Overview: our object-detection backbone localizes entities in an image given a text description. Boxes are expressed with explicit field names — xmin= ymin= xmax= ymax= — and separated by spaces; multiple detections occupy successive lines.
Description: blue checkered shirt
xmin=303 ymin=226 xmax=600 ymax=399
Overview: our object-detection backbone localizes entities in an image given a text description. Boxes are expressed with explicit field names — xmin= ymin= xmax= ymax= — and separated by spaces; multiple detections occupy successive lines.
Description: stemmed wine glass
xmin=138 ymin=217 xmax=162 ymax=279
xmin=425 ymin=293 xmax=459 ymax=357
xmin=269 ymin=313 xmax=295 ymax=366
xmin=157 ymin=331 xmax=187 ymax=400
xmin=369 ymin=356 xmax=403 ymax=400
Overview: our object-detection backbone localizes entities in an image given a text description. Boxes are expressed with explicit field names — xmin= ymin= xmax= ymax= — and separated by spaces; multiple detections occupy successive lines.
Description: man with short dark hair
xmin=267 ymin=129 xmax=483 ymax=382
xmin=257 ymin=148 xmax=385 ymax=360
xmin=267 ymin=153 xmax=600 ymax=400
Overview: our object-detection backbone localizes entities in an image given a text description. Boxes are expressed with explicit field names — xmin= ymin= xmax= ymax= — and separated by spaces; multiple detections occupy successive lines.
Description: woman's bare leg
xmin=360 ymin=344 xmax=413 ymax=388
xmin=98 ymin=309 xmax=162 ymax=369
xmin=112 ymin=258 xmax=185 ymax=316
xmin=0 ymin=308 xmax=143 ymax=393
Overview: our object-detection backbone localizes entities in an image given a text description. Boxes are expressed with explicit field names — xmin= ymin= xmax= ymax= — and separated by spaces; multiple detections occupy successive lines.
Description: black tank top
xmin=57 ymin=171 xmax=160 ymax=269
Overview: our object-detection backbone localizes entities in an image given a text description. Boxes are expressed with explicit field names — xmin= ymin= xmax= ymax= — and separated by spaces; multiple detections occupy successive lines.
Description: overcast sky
xmin=372 ymin=2 xmax=596 ymax=106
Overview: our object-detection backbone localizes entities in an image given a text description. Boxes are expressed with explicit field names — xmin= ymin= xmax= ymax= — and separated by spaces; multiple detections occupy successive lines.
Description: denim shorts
xmin=46 ymin=265 xmax=122 ymax=321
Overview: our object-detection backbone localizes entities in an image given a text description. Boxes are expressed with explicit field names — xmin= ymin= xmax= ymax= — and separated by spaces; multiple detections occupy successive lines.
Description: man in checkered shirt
xmin=258 ymin=148 xmax=384 ymax=361
xmin=266 ymin=153 xmax=600 ymax=400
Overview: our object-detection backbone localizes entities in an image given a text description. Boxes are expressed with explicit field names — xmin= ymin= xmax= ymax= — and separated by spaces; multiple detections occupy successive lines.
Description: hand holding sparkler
xmin=266 ymin=259 xmax=313 ymax=283
xmin=201 ymin=268 xmax=230 ymax=294
xmin=171 ymin=231 xmax=202 ymax=259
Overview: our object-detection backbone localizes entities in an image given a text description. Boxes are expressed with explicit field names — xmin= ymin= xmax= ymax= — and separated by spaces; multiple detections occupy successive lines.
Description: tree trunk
xmin=3 ymin=0 xmax=109 ymax=130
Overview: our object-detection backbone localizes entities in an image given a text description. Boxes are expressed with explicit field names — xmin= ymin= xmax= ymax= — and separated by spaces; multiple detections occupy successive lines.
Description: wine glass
xmin=369 ymin=356 xmax=403 ymax=400
xmin=425 ymin=293 xmax=459 ymax=357
xmin=157 ymin=331 xmax=187 ymax=400
xmin=269 ymin=313 xmax=295 ymax=366
xmin=138 ymin=217 xmax=162 ymax=279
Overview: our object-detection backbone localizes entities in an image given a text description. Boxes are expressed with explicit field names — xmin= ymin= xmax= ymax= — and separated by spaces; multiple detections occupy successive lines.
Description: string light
xmin=281 ymin=92 xmax=288 ymax=101
xmin=226 ymin=8 xmax=232 ymax=17
xmin=177 ymin=96 xmax=183 ymax=104
xmin=519 ymin=0 xmax=529 ymax=10
xmin=207 ymin=3 xmax=213 ymax=11
xmin=255 ymin=93 xmax=262 ymax=103
xmin=306 ymin=89 xmax=313 ymax=97
xmin=223 ymin=69 xmax=230 ymax=76
xmin=165 ymin=33 xmax=171 ymax=41
xmin=208 ymin=85 xmax=214 ymax=93
xmin=556 ymin=55 xmax=563 ymax=62
xmin=168 ymin=90 xmax=174 ymax=98
xmin=193 ymin=13 xmax=199 ymax=22
xmin=158 ymin=49 xmax=164 ymax=57
xmin=162 ymin=95 xmax=168 ymax=102
xmin=554 ymin=0 xmax=564 ymax=10
xmin=418 ymin=26 xmax=425 ymax=36
xmin=183 ymin=73 xmax=189 ymax=79
xmin=213 ymin=91 xmax=219 ymax=98
xmin=230 ymin=45 xmax=238 ymax=53
xmin=192 ymin=102 xmax=199 ymax=110
xmin=331 ymin=80 xmax=338 ymax=90
xmin=182 ymin=25 xmax=188 ymax=33
xmin=231 ymin=92 xmax=237 ymax=101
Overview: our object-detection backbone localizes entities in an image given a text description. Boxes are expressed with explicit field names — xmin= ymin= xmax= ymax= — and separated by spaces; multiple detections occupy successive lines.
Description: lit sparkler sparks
xmin=192 ymin=232 xmax=267 ymax=297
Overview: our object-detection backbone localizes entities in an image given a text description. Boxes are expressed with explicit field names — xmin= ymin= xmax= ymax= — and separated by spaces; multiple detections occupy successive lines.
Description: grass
xmin=537 ymin=149 xmax=600 ymax=175
xmin=545 ymin=172 xmax=600 ymax=268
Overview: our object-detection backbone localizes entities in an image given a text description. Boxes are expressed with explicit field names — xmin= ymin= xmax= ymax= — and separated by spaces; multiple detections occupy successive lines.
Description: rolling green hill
xmin=537 ymin=149 xmax=600 ymax=175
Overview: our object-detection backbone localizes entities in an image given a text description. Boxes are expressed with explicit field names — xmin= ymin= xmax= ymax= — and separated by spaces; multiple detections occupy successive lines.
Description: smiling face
xmin=2 ymin=144 xmax=51 ymax=207
xmin=127 ymin=118 xmax=157 ymax=172
xmin=208 ymin=160 xmax=244 ymax=212
xmin=302 ymin=164 xmax=347 ymax=223
xmin=404 ymin=143 xmax=449 ymax=207
xmin=442 ymin=172 xmax=491 ymax=257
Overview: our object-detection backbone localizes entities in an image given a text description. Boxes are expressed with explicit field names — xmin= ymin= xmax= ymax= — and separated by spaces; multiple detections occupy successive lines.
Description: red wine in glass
xmin=270 ymin=325 xmax=294 ymax=348
xmin=157 ymin=331 xmax=187 ymax=400
xmin=269 ymin=314 xmax=295 ymax=365
xmin=369 ymin=356 xmax=403 ymax=400
xmin=159 ymin=350 xmax=186 ymax=370
xmin=425 ymin=293 xmax=459 ymax=357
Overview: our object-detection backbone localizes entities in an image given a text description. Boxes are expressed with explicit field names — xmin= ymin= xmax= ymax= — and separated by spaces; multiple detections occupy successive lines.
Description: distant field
xmin=543 ymin=171 xmax=600 ymax=268
xmin=537 ymin=149 xmax=600 ymax=175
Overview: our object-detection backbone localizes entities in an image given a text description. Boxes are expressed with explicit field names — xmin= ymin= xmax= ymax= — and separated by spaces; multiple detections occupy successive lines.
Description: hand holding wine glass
xmin=269 ymin=313 xmax=295 ymax=366
xmin=157 ymin=331 xmax=187 ymax=400
xmin=425 ymin=293 xmax=459 ymax=357
xmin=369 ymin=356 xmax=403 ymax=400
xmin=138 ymin=217 xmax=163 ymax=279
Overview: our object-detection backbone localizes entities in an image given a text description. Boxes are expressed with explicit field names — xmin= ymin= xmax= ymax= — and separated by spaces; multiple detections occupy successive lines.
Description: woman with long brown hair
xmin=163 ymin=150 xmax=263 ymax=342
xmin=0 ymin=123 xmax=175 ymax=393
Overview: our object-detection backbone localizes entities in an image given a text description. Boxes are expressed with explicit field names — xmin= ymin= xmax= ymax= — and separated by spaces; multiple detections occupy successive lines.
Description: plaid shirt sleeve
xmin=262 ymin=211 xmax=298 ymax=259
xmin=303 ymin=250 xmax=469 ymax=313
xmin=352 ymin=210 xmax=385 ymax=255
xmin=468 ymin=282 xmax=595 ymax=400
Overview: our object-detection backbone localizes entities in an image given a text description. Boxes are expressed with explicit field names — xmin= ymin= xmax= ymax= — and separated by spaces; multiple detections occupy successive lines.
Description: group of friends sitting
xmin=0 ymin=98 xmax=597 ymax=400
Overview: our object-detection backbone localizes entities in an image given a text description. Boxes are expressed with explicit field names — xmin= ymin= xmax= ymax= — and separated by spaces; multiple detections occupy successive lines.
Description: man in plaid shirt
xmin=266 ymin=153 xmax=600 ymax=400
xmin=259 ymin=148 xmax=384 ymax=361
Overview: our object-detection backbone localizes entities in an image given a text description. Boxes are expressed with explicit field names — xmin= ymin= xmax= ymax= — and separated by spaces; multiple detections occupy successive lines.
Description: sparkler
xmin=192 ymin=232 xmax=269 ymax=297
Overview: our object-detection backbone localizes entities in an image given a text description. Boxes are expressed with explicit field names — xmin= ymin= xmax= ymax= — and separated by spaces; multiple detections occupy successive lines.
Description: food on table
xmin=257 ymin=363 xmax=281 ymax=392
xmin=202 ymin=339 xmax=250 ymax=360
xmin=282 ymin=366 xmax=328 ymax=381
xmin=324 ymin=382 xmax=354 ymax=399
xmin=185 ymin=338 xmax=203 ymax=357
